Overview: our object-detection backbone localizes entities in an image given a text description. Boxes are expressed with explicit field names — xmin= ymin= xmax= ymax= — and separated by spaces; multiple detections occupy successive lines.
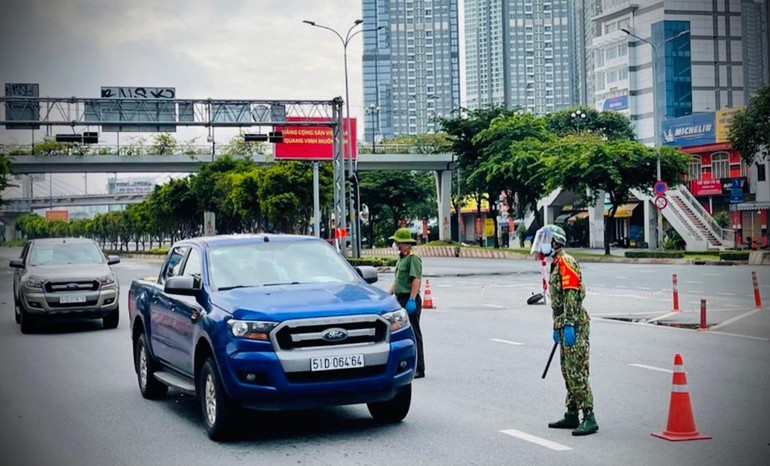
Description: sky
xmin=1 ymin=0 xmax=401 ymax=197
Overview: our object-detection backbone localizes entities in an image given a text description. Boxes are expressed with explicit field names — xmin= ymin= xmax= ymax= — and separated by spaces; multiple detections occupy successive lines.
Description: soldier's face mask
xmin=540 ymin=243 xmax=553 ymax=256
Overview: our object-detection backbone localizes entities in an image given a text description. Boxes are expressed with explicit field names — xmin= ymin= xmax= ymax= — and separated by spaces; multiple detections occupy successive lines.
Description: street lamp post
xmin=571 ymin=110 xmax=586 ymax=133
xmin=622 ymin=28 xmax=691 ymax=249
xmin=366 ymin=103 xmax=380 ymax=153
xmin=303 ymin=19 xmax=384 ymax=258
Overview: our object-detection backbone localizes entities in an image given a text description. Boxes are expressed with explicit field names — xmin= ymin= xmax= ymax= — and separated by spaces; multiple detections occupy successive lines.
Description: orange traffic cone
xmin=422 ymin=280 xmax=435 ymax=309
xmin=651 ymin=354 xmax=711 ymax=441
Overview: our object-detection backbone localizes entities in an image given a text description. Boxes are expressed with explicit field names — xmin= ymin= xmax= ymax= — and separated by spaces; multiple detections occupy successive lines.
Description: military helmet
xmin=389 ymin=227 xmax=416 ymax=244
xmin=543 ymin=224 xmax=567 ymax=246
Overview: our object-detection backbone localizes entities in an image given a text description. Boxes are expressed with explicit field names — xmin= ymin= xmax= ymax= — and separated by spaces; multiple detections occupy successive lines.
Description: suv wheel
xmin=134 ymin=333 xmax=168 ymax=399
xmin=103 ymin=306 xmax=120 ymax=329
xmin=19 ymin=303 xmax=34 ymax=334
xmin=199 ymin=358 xmax=238 ymax=441
xmin=367 ymin=384 xmax=412 ymax=423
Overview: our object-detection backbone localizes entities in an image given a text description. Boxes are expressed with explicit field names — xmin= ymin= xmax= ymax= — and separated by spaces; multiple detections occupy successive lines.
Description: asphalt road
xmin=0 ymin=254 xmax=768 ymax=465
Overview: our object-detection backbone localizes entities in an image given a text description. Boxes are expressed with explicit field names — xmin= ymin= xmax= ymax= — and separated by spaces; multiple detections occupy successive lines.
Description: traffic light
xmin=348 ymin=176 xmax=359 ymax=212
xmin=268 ymin=131 xmax=283 ymax=143
xmin=244 ymin=131 xmax=283 ymax=143
xmin=55 ymin=132 xmax=98 ymax=144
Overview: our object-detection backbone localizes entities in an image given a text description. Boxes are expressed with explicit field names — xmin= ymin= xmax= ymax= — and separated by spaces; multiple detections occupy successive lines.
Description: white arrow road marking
xmin=490 ymin=338 xmax=524 ymax=346
xmin=500 ymin=429 xmax=572 ymax=451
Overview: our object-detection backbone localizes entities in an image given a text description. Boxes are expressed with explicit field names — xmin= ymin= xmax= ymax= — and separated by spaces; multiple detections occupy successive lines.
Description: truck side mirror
xmin=107 ymin=255 xmax=121 ymax=265
xmin=165 ymin=275 xmax=201 ymax=296
xmin=9 ymin=259 xmax=23 ymax=269
xmin=356 ymin=266 xmax=378 ymax=284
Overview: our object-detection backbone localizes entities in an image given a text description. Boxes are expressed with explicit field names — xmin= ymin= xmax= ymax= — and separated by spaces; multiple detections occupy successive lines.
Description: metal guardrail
xmin=1 ymin=143 xmax=449 ymax=157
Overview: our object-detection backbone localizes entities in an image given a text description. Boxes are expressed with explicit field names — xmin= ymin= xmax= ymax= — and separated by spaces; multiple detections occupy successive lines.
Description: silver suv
xmin=11 ymin=237 xmax=121 ymax=333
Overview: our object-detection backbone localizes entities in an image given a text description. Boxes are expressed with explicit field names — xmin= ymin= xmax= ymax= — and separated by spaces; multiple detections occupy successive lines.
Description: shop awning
xmin=567 ymin=211 xmax=589 ymax=223
xmin=730 ymin=201 xmax=770 ymax=211
xmin=604 ymin=203 xmax=639 ymax=218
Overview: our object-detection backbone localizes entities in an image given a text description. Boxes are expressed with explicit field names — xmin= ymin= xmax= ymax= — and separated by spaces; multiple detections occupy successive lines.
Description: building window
xmin=757 ymin=163 xmax=767 ymax=182
xmin=687 ymin=159 xmax=701 ymax=181
xmin=712 ymin=152 xmax=730 ymax=179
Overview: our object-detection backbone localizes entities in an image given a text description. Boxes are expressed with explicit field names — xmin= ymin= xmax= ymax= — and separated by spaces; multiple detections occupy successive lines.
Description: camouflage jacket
xmin=549 ymin=251 xmax=590 ymax=329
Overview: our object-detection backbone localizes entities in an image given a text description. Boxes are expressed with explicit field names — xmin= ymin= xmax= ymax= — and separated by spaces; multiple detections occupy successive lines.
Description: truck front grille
xmin=274 ymin=315 xmax=388 ymax=350
xmin=44 ymin=280 xmax=99 ymax=293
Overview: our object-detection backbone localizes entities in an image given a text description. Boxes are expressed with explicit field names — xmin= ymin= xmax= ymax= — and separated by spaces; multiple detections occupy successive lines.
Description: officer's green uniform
xmin=544 ymin=225 xmax=598 ymax=436
xmin=390 ymin=228 xmax=425 ymax=377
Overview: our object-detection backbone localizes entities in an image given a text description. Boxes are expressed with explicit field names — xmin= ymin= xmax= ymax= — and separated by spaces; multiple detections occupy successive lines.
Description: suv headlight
xmin=383 ymin=309 xmax=410 ymax=331
xmin=24 ymin=279 xmax=43 ymax=289
xmin=97 ymin=274 xmax=116 ymax=286
xmin=227 ymin=320 xmax=278 ymax=340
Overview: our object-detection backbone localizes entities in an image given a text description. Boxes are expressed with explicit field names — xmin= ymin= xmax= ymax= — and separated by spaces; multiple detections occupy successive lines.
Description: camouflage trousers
xmin=559 ymin=324 xmax=594 ymax=411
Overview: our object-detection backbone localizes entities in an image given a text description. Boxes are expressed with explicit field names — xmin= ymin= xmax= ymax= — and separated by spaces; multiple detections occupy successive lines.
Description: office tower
xmin=362 ymin=0 xmax=461 ymax=141
xmin=592 ymin=0 xmax=765 ymax=145
xmin=742 ymin=0 xmax=769 ymax=98
xmin=464 ymin=0 xmax=577 ymax=114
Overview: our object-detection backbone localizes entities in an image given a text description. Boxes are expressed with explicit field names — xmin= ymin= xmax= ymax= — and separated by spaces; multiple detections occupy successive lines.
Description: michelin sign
xmin=662 ymin=113 xmax=716 ymax=147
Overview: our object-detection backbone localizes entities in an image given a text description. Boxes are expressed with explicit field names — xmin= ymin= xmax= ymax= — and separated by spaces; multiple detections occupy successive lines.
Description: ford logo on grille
xmin=321 ymin=328 xmax=348 ymax=342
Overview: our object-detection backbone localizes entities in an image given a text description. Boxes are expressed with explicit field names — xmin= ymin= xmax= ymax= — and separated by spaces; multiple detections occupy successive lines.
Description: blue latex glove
xmin=405 ymin=298 xmax=417 ymax=314
xmin=563 ymin=325 xmax=576 ymax=347
xmin=553 ymin=329 xmax=559 ymax=344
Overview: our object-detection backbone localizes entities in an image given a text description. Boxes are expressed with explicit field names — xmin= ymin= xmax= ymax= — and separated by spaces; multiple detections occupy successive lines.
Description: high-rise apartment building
xmin=464 ymin=0 xmax=577 ymax=114
xmin=591 ymin=0 xmax=767 ymax=145
xmin=361 ymin=0 xmax=461 ymax=141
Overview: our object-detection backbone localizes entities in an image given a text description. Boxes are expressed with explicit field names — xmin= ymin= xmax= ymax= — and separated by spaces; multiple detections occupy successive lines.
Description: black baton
xmin=541 ymin=341 xmax=559 ymax=379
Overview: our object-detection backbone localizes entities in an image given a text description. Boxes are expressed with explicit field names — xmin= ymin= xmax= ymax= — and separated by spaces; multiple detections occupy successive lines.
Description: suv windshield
xmin=29 ymin=241 xmax=105 ymax=266
xmin=208 ymin=240 xmax=358 ymax=290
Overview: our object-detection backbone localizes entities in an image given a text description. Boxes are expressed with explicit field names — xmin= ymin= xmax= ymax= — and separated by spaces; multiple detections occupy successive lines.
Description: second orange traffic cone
xmin=651 ymin=354 xmax=711 ymax=441
xmin=422 ymin=280 xmax=435 ymax=309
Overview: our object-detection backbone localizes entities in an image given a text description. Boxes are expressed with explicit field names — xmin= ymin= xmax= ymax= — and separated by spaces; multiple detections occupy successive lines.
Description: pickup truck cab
xmin=128 ymin=234 xmax=416 ymax=440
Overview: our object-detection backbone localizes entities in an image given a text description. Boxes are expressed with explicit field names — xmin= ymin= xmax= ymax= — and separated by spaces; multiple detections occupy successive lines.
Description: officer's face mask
xmin=392 ymin=242 xmax=399 ymax=253
xmin=540 ymin=243 xmax=553 ymax=256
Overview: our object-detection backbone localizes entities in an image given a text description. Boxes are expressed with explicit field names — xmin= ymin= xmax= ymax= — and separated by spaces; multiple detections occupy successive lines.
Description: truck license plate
xmin=310 ymin=354 xmax=364 ymax=372
xmin=60 ymin=295 xmax=87 ymax=304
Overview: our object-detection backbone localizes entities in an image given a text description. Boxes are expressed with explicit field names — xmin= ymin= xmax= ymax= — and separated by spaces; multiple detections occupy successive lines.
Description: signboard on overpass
xmin=4 ymin=83 xmax=40 ymax=129
xmin=84 ymin=86 xmax=177 ymax=132
xmin=45 ymin=210 xmax=69 ymax=222
xmin=274 ymin=117 xmax=356 ymax=160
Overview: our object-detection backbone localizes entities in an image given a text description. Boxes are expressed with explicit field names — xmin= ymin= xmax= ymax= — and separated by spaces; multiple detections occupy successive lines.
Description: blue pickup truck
xmin=128 ymin=234 xmax=416 ymax=440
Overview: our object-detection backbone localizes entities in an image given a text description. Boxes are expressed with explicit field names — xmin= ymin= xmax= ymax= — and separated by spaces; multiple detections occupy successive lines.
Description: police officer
xmin=387 ymin=227 xmax=425 ymax=379
xmin=538 ymin=224 xmax=598 ymax=436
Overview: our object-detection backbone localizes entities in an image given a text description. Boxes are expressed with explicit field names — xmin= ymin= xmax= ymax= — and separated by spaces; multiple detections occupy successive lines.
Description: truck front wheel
xmin=135 ymin=333 xmax=168 ymax=400
xmin=367 ymin=384 xmax=412 ymax=423
xmin=199 ymin=358 xmax=239 ymax=441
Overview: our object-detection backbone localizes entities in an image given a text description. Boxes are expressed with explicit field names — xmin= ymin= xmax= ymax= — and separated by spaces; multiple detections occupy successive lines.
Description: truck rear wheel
xmin=199 ymin=358 xmax=239 ymax=441
xmin=135 ymin=333 xmax=168 ymax=399
xmin=367 ymin=384 xmax=411 ymax=423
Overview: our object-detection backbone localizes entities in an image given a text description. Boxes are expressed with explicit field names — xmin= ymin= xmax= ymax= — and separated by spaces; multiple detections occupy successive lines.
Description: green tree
xmin=223 ymin=132 xmax=267 ymax=157
xmin=440 ymin=106 xmax=520 ymax=245
xmin=547 ymin=107 xmax=637 ymax=140
xmin=149 ymin=133 xmax=177 ymax=155
xmin=542 ymin=135 xmax=691 ymax=255
xmin=0 ymin=154 xmax=11 ymax=205
xmin=472 ymin=113 xmax=554 ymax=245
xmin=729 ymin=83 xmax=770 ymax=165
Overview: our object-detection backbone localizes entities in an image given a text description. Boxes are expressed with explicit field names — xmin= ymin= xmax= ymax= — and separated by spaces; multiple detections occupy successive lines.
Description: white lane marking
xmin=484 ymin=304 xmax=505 ymax=309
xmin=635 ymin=287 xmax=653 ymax=290
xmin=646 ymin=312 xmax=678 ymax=323
xmin=490 ymin=338 xmax=524 ymax=346
xmin=629 ymin=363 xmax=673 ymax=374
xmin=715 ymin=292 xmax=735 ymax=296
xmin=500 ymin=429 xmax=572 ymax=451
xmin=707 ymin=331 xmax=770 ymax=342
xmin=710 ymin=309 xmax=765 ymax=331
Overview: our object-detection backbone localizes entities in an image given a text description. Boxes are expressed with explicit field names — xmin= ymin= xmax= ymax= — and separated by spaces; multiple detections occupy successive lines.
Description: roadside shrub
xmin=718 ymin=251 xmax=750 ymax=261
xmin=624 ymin=251 xmax=685 ymax=259
xmin=347 ymin=257 xmax=397 ymax=267
xmin=148 ymin=247 xmax=170 ymax=255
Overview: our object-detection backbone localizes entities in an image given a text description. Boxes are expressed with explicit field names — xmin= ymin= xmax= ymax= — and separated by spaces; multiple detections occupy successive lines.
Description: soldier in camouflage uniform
xmin=538 ymin=224 xmax=598 ymax=436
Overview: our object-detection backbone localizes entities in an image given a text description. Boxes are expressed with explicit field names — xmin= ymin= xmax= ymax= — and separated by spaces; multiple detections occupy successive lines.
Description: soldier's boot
xmin=572 ymin=411 xmax=599 ymax=436
xmin=548 ymin=411 xmax=580 ymax=429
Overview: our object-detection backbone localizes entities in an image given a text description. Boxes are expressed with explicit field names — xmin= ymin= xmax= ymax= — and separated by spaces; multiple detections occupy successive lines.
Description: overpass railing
xmin=1 ymin=142 xmax=451 ymax=157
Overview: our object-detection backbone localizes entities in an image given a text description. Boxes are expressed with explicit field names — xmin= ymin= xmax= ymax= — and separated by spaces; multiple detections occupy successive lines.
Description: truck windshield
xmin=29 ymin=242 xmax=105 ymax=266
xmin=208 ymin=240 xmax=360 ymax=290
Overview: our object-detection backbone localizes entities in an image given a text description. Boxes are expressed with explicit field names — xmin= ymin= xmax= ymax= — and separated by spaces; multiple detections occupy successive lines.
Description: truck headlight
xmin=97 ymin=274 xmax=116 ymax=286
xmin=227 ymin=320 xmax=278 ymax=340
xmin=24 ymin=279 xmax=43 ymax=289
xmin=383 ymin=309 xmax=410 ymax=331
